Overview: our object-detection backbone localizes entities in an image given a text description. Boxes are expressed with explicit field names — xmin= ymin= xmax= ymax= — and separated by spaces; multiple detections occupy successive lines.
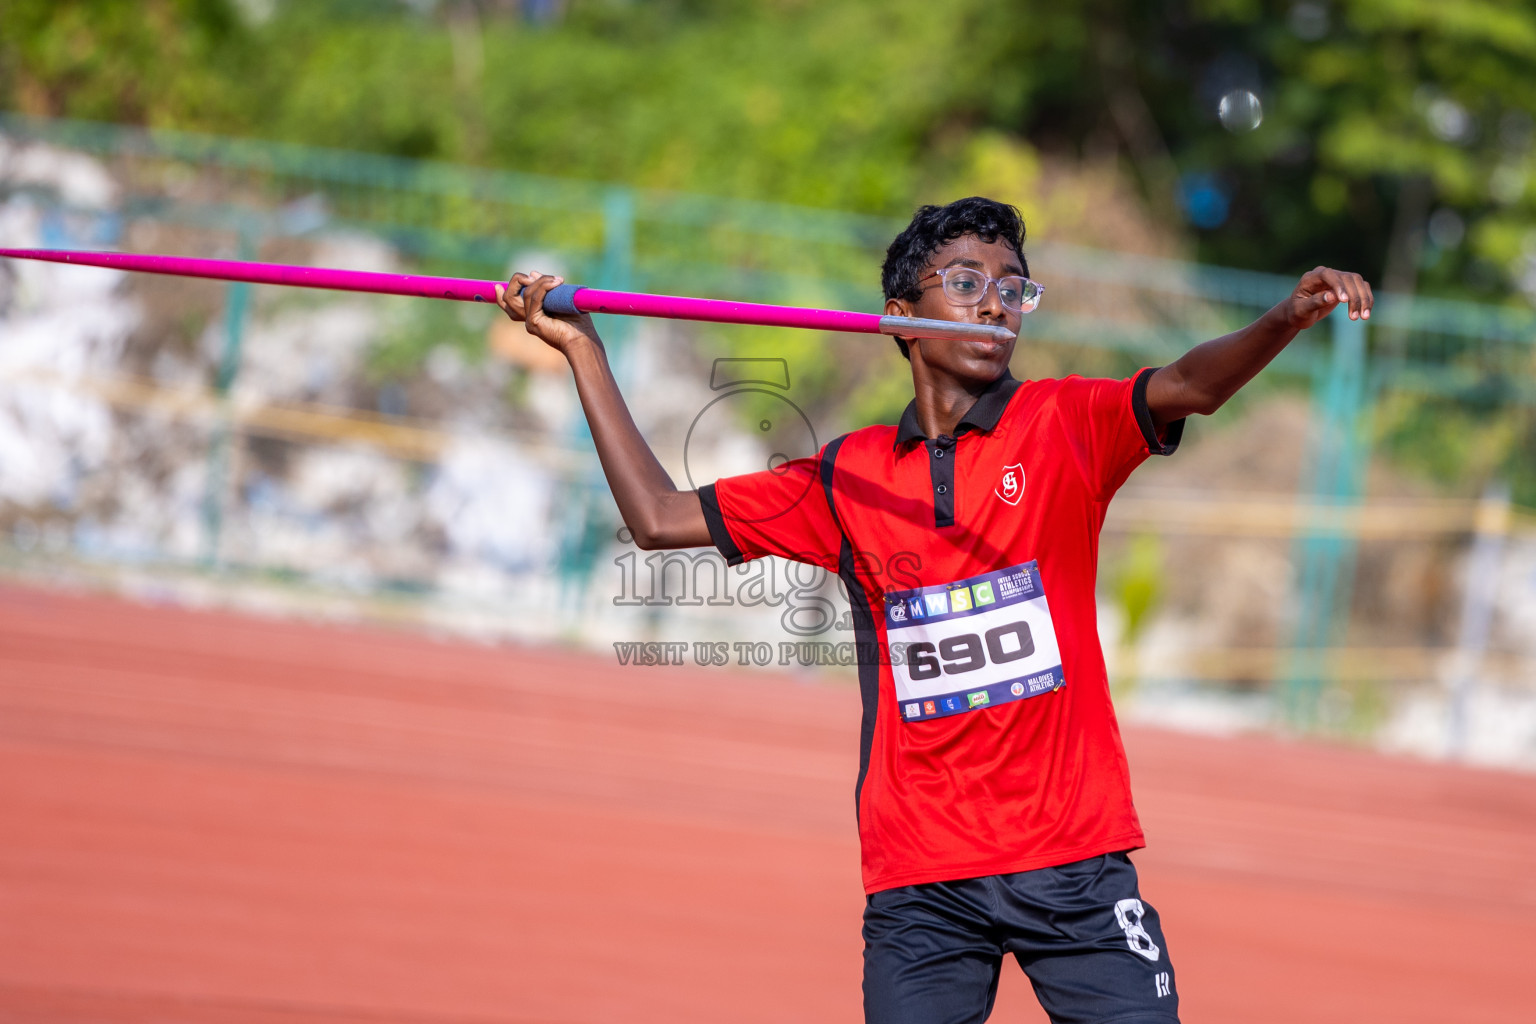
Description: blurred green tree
xmin=0 ymin=0 xmax=250 ymax=126
xmin=990 ymin=0 xmax=1536 ymax=300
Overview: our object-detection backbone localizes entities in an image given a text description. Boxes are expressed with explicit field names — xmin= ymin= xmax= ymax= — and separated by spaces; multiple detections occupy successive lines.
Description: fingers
xmin=496 ymin=272 xmax=530 ymax=320
xmin=496 ymin=272 xmax=561 ymax=323
xmin=1319 ymin=269 xmax=1353 ymax=318
xmin=1331 ymin=269 xmax=1368 ymax=320
xmin=521 ymin=273 xmax=564 ymax=330
xmin=1355 ymin=272 xmax=1374 ymax=319
xmin=1302 ymin=267 xmax=1376 ymax=322
xmin=1340 ymin=270 xmax=1371 ymax=320
xmin=1296 ymin=292 xmax=1336 ymax=329
xmin=1301 ymin=289 xmax=1334 ymax=313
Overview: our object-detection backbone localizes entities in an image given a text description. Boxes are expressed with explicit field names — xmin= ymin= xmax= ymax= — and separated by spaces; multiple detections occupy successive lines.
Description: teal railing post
xmin=201 ymin=225 xmax=255 ymax=568
xmin=1281 ymin=309 xmax=1369 ymax=728
xmin=600 ymin=187 xmax=636 ymax=298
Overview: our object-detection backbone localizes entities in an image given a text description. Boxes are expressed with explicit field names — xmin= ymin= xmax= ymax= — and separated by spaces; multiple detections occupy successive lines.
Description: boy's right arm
xmin=496 ymin=272 xmax=712 ymax=551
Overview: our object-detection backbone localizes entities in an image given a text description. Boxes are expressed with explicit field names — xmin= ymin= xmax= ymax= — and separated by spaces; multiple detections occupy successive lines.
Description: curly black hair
xmin=880 ymin=196 xmax=1028 ymax=359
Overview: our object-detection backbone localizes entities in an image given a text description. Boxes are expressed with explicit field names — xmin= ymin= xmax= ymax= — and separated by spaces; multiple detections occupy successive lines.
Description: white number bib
xmin=884 ymin=560 xmax=1065 ymax=722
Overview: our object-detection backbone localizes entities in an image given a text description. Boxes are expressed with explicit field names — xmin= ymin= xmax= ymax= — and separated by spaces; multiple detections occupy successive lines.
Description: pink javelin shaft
xmin=0 ymin=248 xmax=1014 ymax=344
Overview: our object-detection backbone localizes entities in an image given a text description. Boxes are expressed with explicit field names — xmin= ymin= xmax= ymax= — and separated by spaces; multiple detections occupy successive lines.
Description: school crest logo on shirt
xmin=996 ymin=464 xmax=1025 ymax=506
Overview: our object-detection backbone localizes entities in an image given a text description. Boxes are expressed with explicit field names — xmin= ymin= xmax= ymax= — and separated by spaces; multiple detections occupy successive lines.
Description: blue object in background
xmin=39 ymin=209 xmax=72 ymax=249
xmin=1178 ymin=173 xmax=1230 ymax=229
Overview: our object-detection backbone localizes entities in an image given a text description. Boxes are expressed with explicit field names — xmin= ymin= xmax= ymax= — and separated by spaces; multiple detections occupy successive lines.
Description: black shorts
xmin=863 ymin=852 xmax=1178 ymax=1024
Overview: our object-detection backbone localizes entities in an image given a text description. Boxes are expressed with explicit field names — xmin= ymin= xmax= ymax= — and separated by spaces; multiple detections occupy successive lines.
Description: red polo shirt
xmin=698 ymin=369 xmax=1182 ymax=894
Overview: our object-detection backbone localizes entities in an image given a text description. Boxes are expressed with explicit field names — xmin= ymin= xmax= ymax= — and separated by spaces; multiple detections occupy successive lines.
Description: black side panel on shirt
xmin=841 ymin=538 xmax=880 ymax=820
xmin=818 ymin=434 xmax=850 ymax=536
xmin=696 ymin=483 xmax=745 ymax=566
xmin=1133 ymin=367 xmax=1186 ymax=456
xmin=817 ymin=436 xmax=882 ymax=819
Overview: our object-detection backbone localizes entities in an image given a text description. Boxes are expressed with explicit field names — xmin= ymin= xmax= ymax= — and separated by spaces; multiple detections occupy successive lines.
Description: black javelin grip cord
xmin=0 ymin=248 xmax=1018 ymax=344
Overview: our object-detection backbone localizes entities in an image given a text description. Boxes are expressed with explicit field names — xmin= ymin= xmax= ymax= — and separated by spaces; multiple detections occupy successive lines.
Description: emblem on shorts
xmin=1114 ymin=899 xmax=1162 ymax=962
xmin=996 ymin=464 xmax=1024 ymax=506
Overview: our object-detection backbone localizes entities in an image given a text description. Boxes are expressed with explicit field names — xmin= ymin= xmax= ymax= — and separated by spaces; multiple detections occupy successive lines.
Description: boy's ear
xmin=884 ymin=295 xmax=913 ymax=317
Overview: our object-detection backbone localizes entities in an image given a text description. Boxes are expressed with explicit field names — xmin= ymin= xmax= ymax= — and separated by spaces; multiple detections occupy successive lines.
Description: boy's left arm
xmin=1145 ymin=266 xmax=1374 ymax=432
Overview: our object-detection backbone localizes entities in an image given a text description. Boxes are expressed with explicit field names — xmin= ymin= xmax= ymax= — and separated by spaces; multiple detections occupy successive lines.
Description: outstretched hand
xmin=1285 ymin=266 xmax=1374 ymax=331
xmin=495 ymin=272 xmax=602 ymax=356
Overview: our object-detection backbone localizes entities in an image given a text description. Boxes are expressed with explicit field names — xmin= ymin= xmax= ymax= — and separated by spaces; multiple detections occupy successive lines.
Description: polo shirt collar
xmin=894 ymin=371 xmax=1020 ymax=449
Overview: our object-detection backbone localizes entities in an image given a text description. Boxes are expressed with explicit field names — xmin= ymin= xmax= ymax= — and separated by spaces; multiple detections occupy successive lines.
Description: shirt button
xmin=936 ymin=484 xmax=948 ymax=494
xmin=934 ymin=449 xmax=944 ymax=458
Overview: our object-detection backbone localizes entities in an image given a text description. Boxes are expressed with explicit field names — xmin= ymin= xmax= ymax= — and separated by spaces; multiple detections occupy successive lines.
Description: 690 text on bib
xmin=885 ymin=560 xmax=1065 ymax=723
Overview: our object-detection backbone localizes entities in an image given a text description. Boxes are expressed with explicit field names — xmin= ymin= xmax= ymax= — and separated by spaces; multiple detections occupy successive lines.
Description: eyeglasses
xmin=920 ymin=267 xmax=1044 ymax=313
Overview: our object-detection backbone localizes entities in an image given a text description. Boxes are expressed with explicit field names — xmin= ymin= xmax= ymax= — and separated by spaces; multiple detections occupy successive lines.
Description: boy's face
xmin=885 ymin=234 xmax=1022 ymax=385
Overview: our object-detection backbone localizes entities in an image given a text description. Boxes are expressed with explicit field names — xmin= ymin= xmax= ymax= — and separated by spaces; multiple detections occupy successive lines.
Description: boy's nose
xmin=976 ymin=279 xmax=1006 ymax=317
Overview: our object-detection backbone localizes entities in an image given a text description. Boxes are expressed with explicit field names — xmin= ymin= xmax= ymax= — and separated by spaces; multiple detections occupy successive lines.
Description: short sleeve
xmin=1056 ymin=368 xmax=1183 ymax=500
xmin=697 ymin=446 xmax=845 ymax=572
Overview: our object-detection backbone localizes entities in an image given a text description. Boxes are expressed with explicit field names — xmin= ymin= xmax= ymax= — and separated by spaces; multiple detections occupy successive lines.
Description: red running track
xmin=0 ymin=584 xmax=1532 ymax=1023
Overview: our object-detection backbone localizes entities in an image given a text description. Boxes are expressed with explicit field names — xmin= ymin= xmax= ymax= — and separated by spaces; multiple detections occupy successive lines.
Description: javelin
xmin=0 ymin=248 xmax=1016 ymax=344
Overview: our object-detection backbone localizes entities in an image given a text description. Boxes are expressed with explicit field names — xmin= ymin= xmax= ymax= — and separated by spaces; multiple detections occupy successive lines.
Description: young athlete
xmin=496 ymin=196 xmax=1373 ymax=1024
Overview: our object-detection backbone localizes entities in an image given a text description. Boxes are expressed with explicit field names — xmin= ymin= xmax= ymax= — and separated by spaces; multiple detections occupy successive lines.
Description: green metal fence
xmin=2 ymin=113 xmax=1533 ymax=735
